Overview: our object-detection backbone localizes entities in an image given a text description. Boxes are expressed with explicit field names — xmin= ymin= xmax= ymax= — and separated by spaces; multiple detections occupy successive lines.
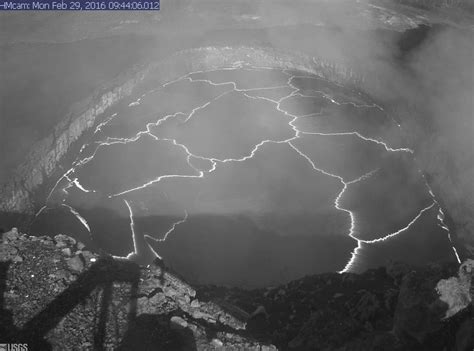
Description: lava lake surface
xmin=31 ymin=65 xmax=458 ymax=288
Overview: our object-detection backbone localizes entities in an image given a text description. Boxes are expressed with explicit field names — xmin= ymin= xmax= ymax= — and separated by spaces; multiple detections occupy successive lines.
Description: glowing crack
xmin=118 ymin=200 xmax=189 ymax=262
xmin=95 ymin=113 xmax=118 ymax=134
xmin=114 ymin=199 xmax=159 ymax=264
xmin=287 ymin=141 xmax=447 ymax=273
xmin=421 ymin=173 xmax=461 ymax=263
xmin=288 ymin=141 xmax=377 ymax=261
xmin=359 ymin=202 xmax=435 ymax=244
xmin=144 ymin=210 xmax=189 ymax=259
xmin=61 ymin=203 xmax=91 ymax=232
xmin=296 ymin=130 xmax=414 ymax=154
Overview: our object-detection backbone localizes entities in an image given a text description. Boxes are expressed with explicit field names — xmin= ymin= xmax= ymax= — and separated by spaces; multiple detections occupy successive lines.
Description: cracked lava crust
xmin=29 ymin=64 xmax=460 ymax=288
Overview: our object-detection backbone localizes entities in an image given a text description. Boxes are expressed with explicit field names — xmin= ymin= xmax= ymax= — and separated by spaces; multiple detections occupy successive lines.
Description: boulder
xmin=66 ymin=255 xmax=84 ymax=273
xmin=436 ymin=259 xmax=474 ymax=319
xmin=2 ymin=228 xmax=19 ymax=242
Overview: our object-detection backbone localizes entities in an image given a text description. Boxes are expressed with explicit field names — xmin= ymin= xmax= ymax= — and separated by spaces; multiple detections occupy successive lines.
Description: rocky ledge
xmin=1 ymin=228 xmax=472 ymax=350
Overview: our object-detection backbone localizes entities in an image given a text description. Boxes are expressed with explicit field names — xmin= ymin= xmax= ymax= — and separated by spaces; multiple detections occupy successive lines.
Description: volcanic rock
xmin=0 ymin=230 xmax=472 ymax=350
xmin=436 ymin=259 xmax=474 ymax=318
xmin=392 ymin=265 xmax=459 ymax=344
xmin=66 ymin=255 xmax=84 ymax=273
